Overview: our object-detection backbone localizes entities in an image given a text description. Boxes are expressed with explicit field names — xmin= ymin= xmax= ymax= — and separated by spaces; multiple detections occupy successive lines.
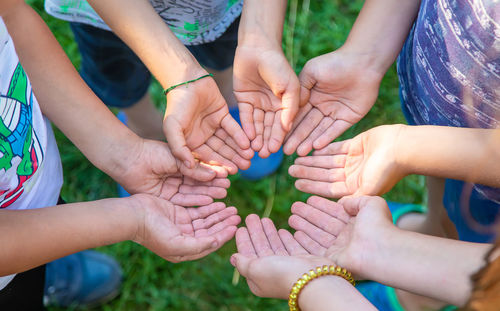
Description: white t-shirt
xmin=44 ymin=0 xmax=243 ymax=45
xmin=0 ymin=19 xmax=63 ymax=290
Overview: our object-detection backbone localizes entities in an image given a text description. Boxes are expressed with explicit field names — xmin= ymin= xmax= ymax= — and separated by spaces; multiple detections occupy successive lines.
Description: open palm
xmin=234 ymin=46 xmax=300 ymax=158
xmin=133 ymin=196 xmax=240 ymax=262
xmin=164 ymin=74 xmax=253 ymax=175
xmin=284 ymin=50 xmax=383 ymax=156
xmin=289 ymin=125 xmax=406 ymax=198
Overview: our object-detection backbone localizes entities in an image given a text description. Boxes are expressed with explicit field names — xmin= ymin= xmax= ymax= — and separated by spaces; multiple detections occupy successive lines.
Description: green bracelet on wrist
xmin=163 ymin=73 xmax=213 ymax=95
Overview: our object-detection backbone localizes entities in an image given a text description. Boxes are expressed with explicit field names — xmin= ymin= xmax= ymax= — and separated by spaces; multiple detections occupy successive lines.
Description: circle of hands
xmin=116 ymin=48 xmax=399 ymax=298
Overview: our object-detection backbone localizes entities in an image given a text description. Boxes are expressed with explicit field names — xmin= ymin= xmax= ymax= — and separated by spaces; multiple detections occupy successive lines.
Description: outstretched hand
xmin=234 ymin=46 xmax=301 ymax=158
xmin=231 ymin=214 xmax=334 ymax=299
xmin=289 ymin=125 xmax=406 ymax=198
xmin=289 ymin=195 xmax=394 ymax=279
xmin=133 ymin=195 xmax=241 ymax=263
xmin=110 ymin=138 xmax=231 ymax=206
xmin=164 ymin=72 xmax=253 ymax=174
xmin=284 ymin=50 xmax=383 ymax=156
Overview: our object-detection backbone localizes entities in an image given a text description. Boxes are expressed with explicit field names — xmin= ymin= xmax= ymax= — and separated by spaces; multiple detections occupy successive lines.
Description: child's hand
xmin=284 ymin=50 xmax=383 ymax=156
xmin=163 ymin=73 xmax=253 ymax=174
xmin=112 ymin=139 xmax=230 ymax=205
xmin=289 ymin=195 xmax=394 ymax=279
xmin=231 ymin=214 xmax=334 ymax=299
xmin=289 ymin=124 xmax=407 ymax=198
xmin=131 ymin=195 xmax=240 ymax=262
xmin=234 ymin=46 xmax=301 ymax=158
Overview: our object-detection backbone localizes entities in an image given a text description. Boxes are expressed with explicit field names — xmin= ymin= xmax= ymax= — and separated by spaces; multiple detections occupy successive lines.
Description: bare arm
xmin=397 ymin=125 xmax=500 ymax=188
xmin=0 ymin=198 xmax=138 ymax=276
xmin=290 ymin=196 xmax=493 ymax=307
xmin=3 ymin=1 xmax=142 ymax=179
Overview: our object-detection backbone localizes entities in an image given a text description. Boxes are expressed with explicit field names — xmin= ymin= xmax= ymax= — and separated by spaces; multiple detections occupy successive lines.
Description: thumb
xmin=164 ymin=116 xmax=196 ymax=169
xmin=169 ymin=235 xmax=218 ymax=259
xmin=230 ymin=253 xmax=252 ymax=278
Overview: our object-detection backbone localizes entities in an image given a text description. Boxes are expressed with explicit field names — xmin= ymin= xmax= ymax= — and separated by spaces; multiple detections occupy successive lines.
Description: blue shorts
xmin=70 ymin=18 xmax=239 ymax=108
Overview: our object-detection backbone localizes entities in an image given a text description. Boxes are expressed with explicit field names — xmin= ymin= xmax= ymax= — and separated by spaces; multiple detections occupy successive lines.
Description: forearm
xmin=238 ymin=0 xmax=287 ymax=48
xmin=3 ymin=3 xmax=143 ymax=179
xmin=299 ymin=276 xmax=376 ymax=311
xmin=363 ymin=226 xmax=491 ymax=306
xmin=87 ymin=0 xmax=204 ymax=89
xmin=340 ymin=0 xmax=421 ymax=74
xmin=397 ymin=125 xmax=500 ymax=187
xmin=0 ymin=198 xmax=138 ymax=276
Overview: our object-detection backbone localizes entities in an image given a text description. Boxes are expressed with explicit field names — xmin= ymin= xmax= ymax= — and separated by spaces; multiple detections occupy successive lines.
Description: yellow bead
xmin=335 ymin=266 xmax=341 ymax=273
xmin=329 ymin=266 xmax=336 ymax=273
xmin=309 ymin=270 xmax=317 ymax=278
xmin=322 ymin=265 xmax=329 ymax=274
xmin=316 ymin=267 xmax=323 ymax=275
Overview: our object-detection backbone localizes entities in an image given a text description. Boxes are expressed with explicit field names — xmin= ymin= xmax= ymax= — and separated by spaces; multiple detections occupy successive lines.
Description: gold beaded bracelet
xmin=288 ymin=265 xmax=355 ymax=311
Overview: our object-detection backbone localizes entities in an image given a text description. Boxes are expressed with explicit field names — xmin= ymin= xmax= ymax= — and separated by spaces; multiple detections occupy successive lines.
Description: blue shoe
xmin=44 ymin=250 xmax=123 ymax=308
xmin=229 ymin=106 xmax=284 ymax=180
xmin=116 ymin=111 xmax=131 ymax=197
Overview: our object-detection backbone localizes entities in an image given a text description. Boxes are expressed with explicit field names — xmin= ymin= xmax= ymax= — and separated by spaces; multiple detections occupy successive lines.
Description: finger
xmin=291 ymin=201 xmax=347 ymax=236
xmin=238 ymin=102 xmax=256 ymax=140
xmin=258 ymin=111 xmax=274 ymax=158
xmin=182 ymin=177 xmax=230 ymax=189
xmin=178 ymin=184 xmax=227 ymax=199
xmin=245 ymin=214 xmax=274 ymax=256
xmin=293 ymin=231 xmax=326 ymax=256
xmin=204 ymin=215 xmax=241 ymax=236
xmin=286 ymin=103 xmax=312 ymax=141
xmin=215 ymin=129 xmax=254 ymax=160
xmin=235 ymin=227 xmax=258 ymax=257
xmin=221 ymin=113 xmax=251 ymax=150
xmin=261 ymin=218 xmax=288 ymax=255
xmin=312 ymin=119 xmax=352 ymax=150
xmin=192 ymin=225 xmax=238 ymax=259
xmin=268 ymin=110 xmax=286 ymax=154
xmin=206 ymin=135 xmax=251 ymax=170
xmin=193 ymin=144 xmax=238 ymax=174
xmin=297 ymin=117 xmax=335 ymax=154
xmin=168 ymin=235 xmax=217 ymax=258
xmin=288 ymin=214 xmax=336 ymax=248
xmin=164 ymin=117 xmax=196 ymax=168
xmin=230 ymin=253 xmax=252 ymax=277
xmin=294 ymin=179 xmax=350 ymax=198
xmin=198 ymin=162 xmax=229 ymax=178
xmin=278 ymin=229 xmax=308 ymax=255
xmin=192 ymin=206 xmax=239 ymax=230
xmin=170 ymin=193 xmax=213 ymax=206
xmin=283 ymin=108 xmax=324 ymax=156
xmin=178 ymin=161 xmax=217 ymax=182
xmin=289 ymin=165 xmax=345 ymax=183
xmin=251 ymin=108 xmax=265 ymax=152
xmin=306 ymin=196 xmax=351 ymax=223
xmin=313 ymin=140 xmax=351 ymax=156
xmin=280 ymin=81 xmax=300 ymax=132
xmin=293 ymin=155 xmax=346 ymax=169
xmin=299 ymin=84 xmax=311 ymax=108
xmin=187 ymin=202 xmax=227 ymax=219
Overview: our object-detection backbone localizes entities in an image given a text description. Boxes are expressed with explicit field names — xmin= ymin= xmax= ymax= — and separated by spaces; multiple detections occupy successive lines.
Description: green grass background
xmin=26 ymin=0 xmax=425 ymax=310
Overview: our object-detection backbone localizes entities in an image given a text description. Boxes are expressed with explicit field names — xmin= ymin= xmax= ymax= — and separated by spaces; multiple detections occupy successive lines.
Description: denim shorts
xmin=70 ymin=18 xmax=239 ymax=108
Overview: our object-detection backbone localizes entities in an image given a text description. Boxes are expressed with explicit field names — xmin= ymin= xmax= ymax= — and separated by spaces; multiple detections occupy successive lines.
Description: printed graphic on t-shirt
xmin=0 ymin=63 xmax=43 ymax=208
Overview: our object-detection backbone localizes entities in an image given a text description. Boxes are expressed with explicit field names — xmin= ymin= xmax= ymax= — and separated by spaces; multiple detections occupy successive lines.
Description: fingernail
xmin=230 ymin=255 xmax=236 ymax=266
xmin=212 ymin=241 xmax=218 ymax=248
xmin=184 ymin=160 xmax=192 ymax=169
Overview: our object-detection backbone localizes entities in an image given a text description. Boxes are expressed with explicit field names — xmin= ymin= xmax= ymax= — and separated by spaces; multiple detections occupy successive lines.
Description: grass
xmin=27 ymin=0 xmax=425 ymax=310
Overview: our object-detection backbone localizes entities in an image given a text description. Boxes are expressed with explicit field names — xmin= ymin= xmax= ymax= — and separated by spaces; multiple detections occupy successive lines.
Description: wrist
xmin=160 ymin=64 xmax=208 ymax=92
xmin=337 ymin=43 xmax=390 ymax=77
xmin=298 ymin=275 xmax=353 ymax=310
xmin=123 ymin=195 xmax=147 ymax=244
xmin=393 ymin=124 xmax=413 ymax=177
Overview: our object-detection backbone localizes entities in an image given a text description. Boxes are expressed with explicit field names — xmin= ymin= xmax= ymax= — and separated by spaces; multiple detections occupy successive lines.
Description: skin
xmin=289 ymin=196 xmax=492 ymax=306
xmin=0 ymin=1 xmax=241 ymax=275
xmin=231 ymin=214 xmax=375 ymax=310
xmin=283 ymin=0 xmax=421 ymax=156
xmin=234 ymin=0 xmax=300 ymax=158
xmin=289 ymin=124 xmax=500 ymax=198
xmin=86 ymin=0 xmax=298 ymax=167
